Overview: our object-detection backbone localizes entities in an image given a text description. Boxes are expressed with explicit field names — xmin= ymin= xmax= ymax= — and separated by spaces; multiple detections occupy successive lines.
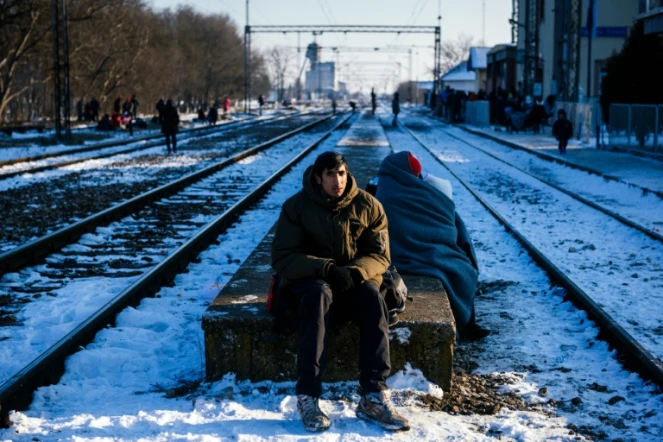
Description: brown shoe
xmin=356 ymin=390 xmax=410 ymax=431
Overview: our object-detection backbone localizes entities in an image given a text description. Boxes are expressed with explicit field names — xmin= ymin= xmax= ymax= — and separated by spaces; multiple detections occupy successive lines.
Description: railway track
xmin=406 ymin=107 xmax=663 ymax=200
xmin=0 ymin=112 xmax=312 ymax=180
xmin=0 ymin=112 xmax=354 ymax=426
xmin=0 ymin=112 xmax=329 ymax=253
xmin=393 ymin=113 xmax=663 ymax=388
xmin=439 ymin=125 xmax=663 ymax=243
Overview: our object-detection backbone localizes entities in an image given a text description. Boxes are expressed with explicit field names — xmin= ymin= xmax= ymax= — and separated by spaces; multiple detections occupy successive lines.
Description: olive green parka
xmin=271 ymin=166 xmax=390 ymax=288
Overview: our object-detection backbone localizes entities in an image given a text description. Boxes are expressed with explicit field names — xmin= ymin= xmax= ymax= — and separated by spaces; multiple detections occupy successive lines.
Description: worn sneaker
xmin=356 ymin=390 xmax=410 ymax=431
xmin=296 ymin=394 xmax=331 ymax=432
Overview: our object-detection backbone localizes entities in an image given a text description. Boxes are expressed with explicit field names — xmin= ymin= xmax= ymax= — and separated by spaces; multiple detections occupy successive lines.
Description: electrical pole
xmin=51 ymin=0 xmax=71 ymax=139
xmin=482 ymin=0 xmax=486 ymax=45
xmin=244 ymin=0 xmax=250 ymax=113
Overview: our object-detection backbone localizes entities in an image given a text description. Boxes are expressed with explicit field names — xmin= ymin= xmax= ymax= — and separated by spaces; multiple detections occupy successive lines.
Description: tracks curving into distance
xmin=0 ymin=112 xmax=354 ymax=426
xmin=396 ymin=113 xmax=663 ymax=389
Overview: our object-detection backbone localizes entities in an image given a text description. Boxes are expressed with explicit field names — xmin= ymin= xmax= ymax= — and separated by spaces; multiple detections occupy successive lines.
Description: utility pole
xmin=296 ymin=32 xmax=301 ymax=101
xmin=51 ymin=0 xmax=71 ymax=139
xmin=244 ymin=0 xmax=250 ymax=113
xmin=482 ymin=0 xmax=486 ymax=45
xmin=409 ymin=48 xmax=413 ymax=103
xmin=586 ymin=0 xmax=595 ymax=102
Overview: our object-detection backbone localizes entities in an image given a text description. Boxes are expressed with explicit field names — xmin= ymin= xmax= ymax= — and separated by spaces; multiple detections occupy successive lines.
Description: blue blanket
xmin=375 ymin=151 xmax=478 ymax=329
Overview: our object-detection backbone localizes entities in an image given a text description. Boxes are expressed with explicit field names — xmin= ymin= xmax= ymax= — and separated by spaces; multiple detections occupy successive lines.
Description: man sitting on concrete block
xmin=271 ymin=151 xmax=410 ymax=433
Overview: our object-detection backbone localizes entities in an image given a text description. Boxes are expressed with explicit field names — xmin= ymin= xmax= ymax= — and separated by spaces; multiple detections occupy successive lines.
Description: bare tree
xmin=0 ymin=1 xmax=269 ymax=123
xmin=269 ymin=46 xmax=293 ymax=101
xmin=440 ymin=34 xmax=475 ymax=75
xmin=0 ymin=0 xmax=50 ymax=123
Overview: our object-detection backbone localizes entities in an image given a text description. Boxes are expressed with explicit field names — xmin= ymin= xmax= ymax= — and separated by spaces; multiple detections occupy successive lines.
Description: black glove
xmin=326 ymin=265 xmax=355 ymax=292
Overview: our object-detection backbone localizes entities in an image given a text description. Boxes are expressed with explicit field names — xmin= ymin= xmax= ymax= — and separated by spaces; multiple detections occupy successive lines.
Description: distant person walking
xmin=552 ymin=109 xmax=573 ymax=155
xmin=130 ymin=94 xmax=139 ymax=119
xmin=208 ymin=104 xmax=219 ymax=125
xmin=332 ymin=99 xmax=337 ymax=115
xmin=122 ymin=97 xmax=132 ymax=117
xmin=89 ymin=98 xmax=100 ymax=122
xmin=391 ymin=92 xmax=400 ymax=126
xmin=371 ymin=88 xmax=377 ymax=116
xmin=76 ymin=98 xmax=84 ymax=122
xmin=162 ymin=99 xmax=180 ymax=154
xmin=113 ymin=95 xmax=122 ymax=114
xmin=258 ymin=94 xmax=265 ymax=116
xmin=156 ymin=98 xmax=165 ymax=124
xmin=223 ymin=96 xmax=232 ymax=118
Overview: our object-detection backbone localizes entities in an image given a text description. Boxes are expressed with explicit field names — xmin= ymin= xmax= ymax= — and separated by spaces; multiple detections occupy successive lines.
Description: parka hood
xmin=302 ymin=165 xmax=358 ymax=210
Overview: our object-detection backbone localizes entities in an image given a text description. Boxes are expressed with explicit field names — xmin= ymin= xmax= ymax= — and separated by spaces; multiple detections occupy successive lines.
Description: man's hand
xmin=326 ymin=265 xmax=355 ymax=292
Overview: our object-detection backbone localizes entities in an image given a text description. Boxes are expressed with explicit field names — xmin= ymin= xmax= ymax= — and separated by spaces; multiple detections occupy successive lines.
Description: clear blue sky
xmin=148 ymin=0 xmax=513 ymax=93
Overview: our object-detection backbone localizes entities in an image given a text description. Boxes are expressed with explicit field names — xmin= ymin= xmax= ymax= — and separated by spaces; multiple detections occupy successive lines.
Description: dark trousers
xmin=165 ymin=133 xmax=177 ymax=152
xmin=558 ymin=139 xmax=568 ymax=154
xmin=281 ymin=279 xmax=391 ymax=398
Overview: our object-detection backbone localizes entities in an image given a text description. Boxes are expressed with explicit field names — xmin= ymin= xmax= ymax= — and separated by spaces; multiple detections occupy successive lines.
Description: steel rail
xmin=401 ymin=121 xmax=663 ymax=389
xmin=0 ymin=114 xmax=334 ymax=276
xmin=0 ymin=112 xmax=310 ymax=179
xmin=0 ymin=117 xmax=248 ymax=168
xmin=456 ymin=124 xmax=663 ymax=200
xmin=433 ymin=125 xmax=663 ymax=244
xmin=0 ymin=112 xmax=354 ymax=428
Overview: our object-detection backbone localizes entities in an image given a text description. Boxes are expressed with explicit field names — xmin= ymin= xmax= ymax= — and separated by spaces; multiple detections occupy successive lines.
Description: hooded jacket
xmin=272 ymin=165 xmax=390 ymax=288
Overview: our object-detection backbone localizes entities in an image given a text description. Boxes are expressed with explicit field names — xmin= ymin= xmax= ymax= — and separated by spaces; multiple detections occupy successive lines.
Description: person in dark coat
xmin=89 ymin=98 xmax=100 ymax=121
xmin=375 ymin=151 xmax=489 ymax=340
xmin=76 ymin=98 xmax=84 ymax=122
xmin=331 ymin=99 xmax=337 ymax=114
xmin=197 ymin=107 xmax=206 ymax=123
xmin=122 ymin=97 xmax=132 ymax=117
xmin=113 ymin=95 xmax=122 ymax=114
xmin=391 ymin=92 xmax=400 ymax=126
xmin=208 ymin=105 xmax=218 ymax=125
xmin=271 ymin=151 xmax=409 ymax=433
xmin=371 ymin=88 xmax=377 ymax=115
xmin=552 ymin=109 xmax=573 ymax=154
xmin=258 ymin=94 xmax=265 ymax=115
xmin=156 ymin=98 xmax=165 ymax=124
xmin=161 ymin=99 xmax=179 ymax=153
xmin=130 ymin=94 xmax=139 ymax=119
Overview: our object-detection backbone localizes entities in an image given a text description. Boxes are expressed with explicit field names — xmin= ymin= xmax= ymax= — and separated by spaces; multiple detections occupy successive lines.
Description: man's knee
xmin=357 ymin=282 xmax=386 ymax=311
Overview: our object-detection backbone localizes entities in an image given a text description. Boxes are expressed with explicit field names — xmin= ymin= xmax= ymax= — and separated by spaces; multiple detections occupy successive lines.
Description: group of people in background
xmin=75 ymin=97 xmax=100 ymax=123
xmin=194 ymin=97 xmax=232 ymax=127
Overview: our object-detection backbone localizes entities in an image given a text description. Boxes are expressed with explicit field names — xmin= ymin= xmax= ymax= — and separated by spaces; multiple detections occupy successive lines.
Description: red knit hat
xmin=407 ymin=152 xmax=422 ymax=176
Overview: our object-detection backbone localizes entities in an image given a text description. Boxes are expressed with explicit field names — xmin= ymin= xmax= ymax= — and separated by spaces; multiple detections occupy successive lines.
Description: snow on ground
xmin=0 ymin=117 xmax=252 ymax=179
xmin=400 ymin=115 xmax=663 ymax=363
xmin=462 ymin=125 xmax=663 ymax=195
xmin=382 ymin=114 xmax=663 ymax=441
xmin=2 ymin=114 xmax=661 ymax=441
xmin=0 ymin=115 xmax=295 ymax=193
xmin=0 ymin=127 xmax=342 ymax=384
xmin=441 ymin=125 xmax=663 ymax=234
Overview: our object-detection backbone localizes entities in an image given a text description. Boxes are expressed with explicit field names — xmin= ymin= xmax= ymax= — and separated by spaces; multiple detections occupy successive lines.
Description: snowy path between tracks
xmin=402 ymin=115 xmax=663 ymax=363
xmin=1 ymin=119 xmax=661 ymax=441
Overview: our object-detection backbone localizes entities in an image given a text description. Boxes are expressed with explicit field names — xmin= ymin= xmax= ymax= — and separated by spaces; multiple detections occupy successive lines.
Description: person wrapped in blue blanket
xmin=374 ymin=151 xmax=489 ymax=340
